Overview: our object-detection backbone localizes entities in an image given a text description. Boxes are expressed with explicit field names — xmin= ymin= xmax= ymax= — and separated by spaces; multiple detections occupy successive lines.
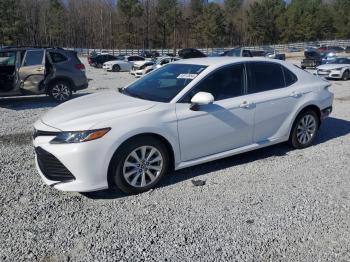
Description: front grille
xmin=35 ymin=147 xmax=75 ymax=182
xmin=33 ymin=129 xmax=60 ymax=139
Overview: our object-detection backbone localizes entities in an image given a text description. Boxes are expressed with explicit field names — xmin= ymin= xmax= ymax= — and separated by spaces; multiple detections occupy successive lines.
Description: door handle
xmin=36 ymin=67 xmax=45 ymax=72
xmin=290 ymin=91 xmax=302 ymax=98
xmin=240 ymin=101 xmax=254 ymax=109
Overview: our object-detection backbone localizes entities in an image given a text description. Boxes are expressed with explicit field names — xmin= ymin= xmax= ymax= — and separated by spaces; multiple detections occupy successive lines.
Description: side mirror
xmin=190 ymin=92 xmax=214 ymax=110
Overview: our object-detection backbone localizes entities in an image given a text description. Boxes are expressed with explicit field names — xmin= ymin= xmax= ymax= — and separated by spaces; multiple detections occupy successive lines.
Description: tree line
xmin=0 ymin=0 xmax=349 ymax=50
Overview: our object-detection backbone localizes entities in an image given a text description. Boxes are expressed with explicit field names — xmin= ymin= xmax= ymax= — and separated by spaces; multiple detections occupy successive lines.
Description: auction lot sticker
xmin=177 ymin=74 xmax=198 ymax=79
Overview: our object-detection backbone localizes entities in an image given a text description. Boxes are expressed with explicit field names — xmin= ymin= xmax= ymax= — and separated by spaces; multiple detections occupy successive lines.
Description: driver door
xmin=19 ymin=49 xmax=46 ymax=94
xmin=175 ymin=63 xmax=255 ymax=162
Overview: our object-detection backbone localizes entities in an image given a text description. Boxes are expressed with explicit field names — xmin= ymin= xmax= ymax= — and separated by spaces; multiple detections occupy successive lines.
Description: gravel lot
xmin=0 ymin=58 xmax=349 ymax=261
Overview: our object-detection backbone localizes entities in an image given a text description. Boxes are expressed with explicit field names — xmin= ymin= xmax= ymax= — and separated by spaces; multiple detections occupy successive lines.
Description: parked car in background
xmin=287 ymin=46 xmax=302 ymax=52
xmin=140 ymin=51 xmax=152 ymax=58
xmin=345 ymin=46 xmax=350 ymax=53
xmin=301 ymin=50 xmax=336 ymax=69
xmin=316 ymin=57 xmax=350 ymax=80
xmin=178 ymin=48 xmax=206 ymax=59
xmin=327 ymin=46 xmax=345 ymax=53
xmin=130 ymin=61 xmax=155 ymax=77
xmin=132 ymin=56 xmax=180 ymax=77
xmin=0 ymin=47 xmax=88 ymax=102
xmin=88 ymin=54 xmax=117 ymax=68
xmin=34 ymin=57 xmax=333 ymax=194
xmin=103 ymin=55 xmax=145 ymax=72
xmin=224 ymin=48 xmax=253 ymax=57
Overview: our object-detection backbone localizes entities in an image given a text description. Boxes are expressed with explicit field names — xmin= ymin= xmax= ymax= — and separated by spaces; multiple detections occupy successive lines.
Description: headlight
xmin=50 ymin=128 xmax=111 ymax=144
xmin=333 ymin=67 xmax=343 ymax=71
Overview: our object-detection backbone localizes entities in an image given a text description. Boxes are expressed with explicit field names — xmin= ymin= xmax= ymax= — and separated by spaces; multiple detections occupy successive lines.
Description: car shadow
xmin=0 ymin=93 xmax=91 ymax=110
xmin=83 ymin=117 xmax=350 ymax=200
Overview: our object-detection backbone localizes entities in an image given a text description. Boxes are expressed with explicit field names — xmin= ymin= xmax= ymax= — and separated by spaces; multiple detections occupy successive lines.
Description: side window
xmin=242 ymin=50 xmax=251 ymax=57
xmin=49 ymin=52 xmax=67 ymax=63
xmin=181 ymin=64 xmax=245 ymax=102
xmin=283 ymin=66 xmax=298 ymax=86
xmin=128 ymin=57 xmax=135 ymax=62
xmin=23 ymin=50 xmax=44 ymax=67
xmin=247 ymin=62 xmax=285 ymax=94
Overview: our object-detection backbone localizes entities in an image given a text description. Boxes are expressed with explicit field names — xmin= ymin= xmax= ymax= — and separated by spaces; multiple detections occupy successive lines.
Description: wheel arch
xmin=288 ymin=104 xmax=321 ymax=140
xmin=107 ymin=132 xmax=176 ymax=189
xmin=45 ymin=76 xmax=75 ymax=93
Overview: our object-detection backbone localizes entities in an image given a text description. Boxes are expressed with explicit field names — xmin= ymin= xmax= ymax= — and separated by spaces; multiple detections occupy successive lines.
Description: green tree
xmin=0 ymin=0 xmax=20 ymax=45
xmin=247 ymin=0 xmax=286 ymax=44
xmin=117 ymin=0 xmax=143 ymax=48
xmin=47 ymin=0 xmax=65 ymax=45
xmin=333 ymin=0 xmax=350 ymax=38
xmin=194 ymin=3 xmax=225 ymax=48
xmin=224 ymin=0 xmax=243 ymax=46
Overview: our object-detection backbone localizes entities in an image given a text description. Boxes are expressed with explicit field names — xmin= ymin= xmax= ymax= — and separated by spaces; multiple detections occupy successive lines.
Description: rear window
xmin=283 ymin=66 xmax=298 ymax=86
xmin=49 ymin=52 xmax=67 ymax=63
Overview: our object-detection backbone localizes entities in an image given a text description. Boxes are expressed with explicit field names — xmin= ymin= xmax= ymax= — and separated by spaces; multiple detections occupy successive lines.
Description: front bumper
xmin=33 ymin=121 xmax=110 ymax=192
xmin=317 ymin=70 xmax=342 ymax=79
xmin=103 ymin=64 xmax=113 ymax=71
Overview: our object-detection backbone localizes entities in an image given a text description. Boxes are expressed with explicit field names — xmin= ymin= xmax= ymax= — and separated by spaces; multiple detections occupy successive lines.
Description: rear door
xmin=246 ymin=61 xmax=299 ymax=143
xmin=19 ymin=49 xmax=45 ymax=94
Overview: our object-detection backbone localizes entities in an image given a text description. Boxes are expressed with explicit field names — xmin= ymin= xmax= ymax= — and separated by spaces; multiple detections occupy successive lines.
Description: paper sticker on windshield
xmin=177 ymin=74 xmax=198 ymax=79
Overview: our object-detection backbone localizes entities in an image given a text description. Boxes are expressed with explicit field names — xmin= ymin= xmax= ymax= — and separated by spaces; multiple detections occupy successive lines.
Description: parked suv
xmin=0 ymin=47 xmax=88 ymax=102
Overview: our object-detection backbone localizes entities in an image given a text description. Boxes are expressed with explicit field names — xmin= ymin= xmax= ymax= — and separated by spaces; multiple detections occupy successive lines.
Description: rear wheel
xmin=49 ymin=81 xmax=72 ymax=102
xmin=109 ymin=136 xmax=169 ymax=194
xmin=97 ymin=63 xmax=103 ymax=68
xmin=112 ymin=64 xmax=121 ymax=72
xmin=289 ymin=110 xmax=319 ymax=149
xmin=342 ymin=70 xmax=349 ymax=81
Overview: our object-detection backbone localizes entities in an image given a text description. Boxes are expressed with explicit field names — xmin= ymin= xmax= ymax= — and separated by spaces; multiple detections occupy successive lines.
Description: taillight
xmin=75 ymin=64 xmax=85 ymax=71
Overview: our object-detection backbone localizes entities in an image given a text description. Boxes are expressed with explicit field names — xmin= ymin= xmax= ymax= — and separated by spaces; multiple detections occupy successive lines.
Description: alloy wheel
xmin=51 ymin=83 xmax=71 ymax=102
xmin=122 ymin=146 xmax=163 ymax=188
xmin=296 ymin=114 xmax=317 ymax=145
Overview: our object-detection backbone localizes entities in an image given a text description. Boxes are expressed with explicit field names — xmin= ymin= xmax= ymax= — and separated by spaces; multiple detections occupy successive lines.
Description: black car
xmin=0 ymin=47 xmax=88 ymax=102
xmin=88 ymin=54 xmax=117 ymax=68
xmin=345 ymin=46 xmax=350 ymax=53
xmin=178 ymin=48 xmax=206 ymax=59
xmin=327 ymin=46 xmax=345 ymax=53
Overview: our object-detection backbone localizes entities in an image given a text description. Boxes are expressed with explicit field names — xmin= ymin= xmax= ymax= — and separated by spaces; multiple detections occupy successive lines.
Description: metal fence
xmin=2 ymin=39 xmax=350 ymax=56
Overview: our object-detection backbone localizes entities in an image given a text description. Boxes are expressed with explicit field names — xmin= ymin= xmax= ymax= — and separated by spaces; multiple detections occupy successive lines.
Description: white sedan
xmin=103 ymin=55 xmax=145 ymax=72
xmin=131 ymin=57 xmax=180 ymax=77
xmin=316 ymin=57 xmax=350 ymax=80
xmin=33 ymin=57 xmax=333 ymax=194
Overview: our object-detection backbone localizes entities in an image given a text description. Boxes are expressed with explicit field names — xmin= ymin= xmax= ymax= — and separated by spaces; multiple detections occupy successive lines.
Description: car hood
xmin=317 ymin=64 xmax=349 ymax=70
xmin=41 ymin=92 xmax=155 ymax=131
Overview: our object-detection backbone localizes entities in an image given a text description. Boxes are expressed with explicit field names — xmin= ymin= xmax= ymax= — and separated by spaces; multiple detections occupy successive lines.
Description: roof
xmin=172 ymin=56 xmax=285 ymax=67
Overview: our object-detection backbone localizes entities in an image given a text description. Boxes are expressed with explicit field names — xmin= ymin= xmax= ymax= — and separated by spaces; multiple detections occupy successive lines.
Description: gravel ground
xmin=0 ymin=58 xmax=350 ymax=261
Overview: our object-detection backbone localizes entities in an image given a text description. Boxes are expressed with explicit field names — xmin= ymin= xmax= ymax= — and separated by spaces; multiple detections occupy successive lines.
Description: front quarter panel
xmin=91 ymin=102 xmax=180 ymax=181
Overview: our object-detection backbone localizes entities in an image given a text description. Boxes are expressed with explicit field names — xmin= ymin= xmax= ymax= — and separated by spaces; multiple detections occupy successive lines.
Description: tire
xmin=112 ymin=64 xmax=121 ymax=72
xmin=97 ymin=63 xmax=103 ymax=68
xmin=289 ymin=110 xmax=319 ymax=149
xmin=109 ymin=136 xmax=170 ymax=194
xmin=342 ymin=70 xmax=349 ymax=81
xmin=48 ymin=80 xmax=72 ymax=102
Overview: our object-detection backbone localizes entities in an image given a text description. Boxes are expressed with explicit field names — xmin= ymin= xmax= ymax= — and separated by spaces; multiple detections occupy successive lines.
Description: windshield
xmin=0 ymin=52 xmax=16 ymax=66
xmin=326 ymin=58 xmax=350 ymax=64
xmin=122 ymin=63 xmax=207 ymax=102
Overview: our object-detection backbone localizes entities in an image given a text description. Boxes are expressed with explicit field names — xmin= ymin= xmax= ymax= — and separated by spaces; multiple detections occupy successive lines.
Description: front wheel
xmin=49 ymin=81 xmax=72 ymax=102
xmin=289 ymin=110 xmax=319 ymax=149
xmin=110 ymin=136 xmax=169 ymax=194
xmin=342 ymin=70 xmax=349 ymax=81
xmin=112 ymin=64 xmax=121 ymax=72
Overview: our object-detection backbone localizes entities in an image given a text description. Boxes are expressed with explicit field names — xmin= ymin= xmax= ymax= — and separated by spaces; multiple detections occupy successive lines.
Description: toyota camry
xmin=33 ymin=57 xmax=333 ymax=193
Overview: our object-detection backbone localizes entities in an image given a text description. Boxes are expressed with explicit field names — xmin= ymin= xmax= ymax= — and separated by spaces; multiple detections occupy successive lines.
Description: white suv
xmin=33 ymin=57 xmax=333 ymax=194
